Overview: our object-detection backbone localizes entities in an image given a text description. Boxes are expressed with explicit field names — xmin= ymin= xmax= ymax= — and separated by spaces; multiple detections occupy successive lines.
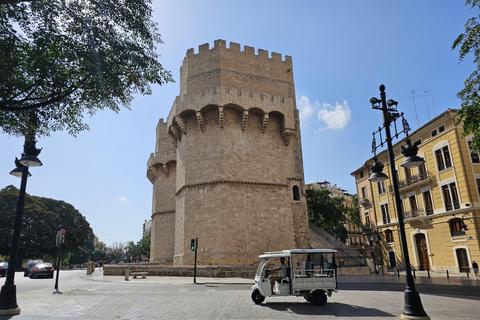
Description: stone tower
xmin=147 ymin=40 xmax=310 ymax=266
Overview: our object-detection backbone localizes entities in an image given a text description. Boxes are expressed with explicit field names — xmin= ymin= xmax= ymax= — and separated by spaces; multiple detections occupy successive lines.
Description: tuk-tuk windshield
xmin=256 ymin=258 xmax=270 ymax=277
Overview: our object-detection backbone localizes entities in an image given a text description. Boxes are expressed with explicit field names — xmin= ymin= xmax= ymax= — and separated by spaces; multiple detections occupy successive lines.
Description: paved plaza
xmin=0 ymin=270 xmax=479 ymax=320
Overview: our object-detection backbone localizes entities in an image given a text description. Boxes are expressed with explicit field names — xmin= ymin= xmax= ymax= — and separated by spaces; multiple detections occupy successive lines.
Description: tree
xmin=452 ymin=0 xmax=480 ymax=152
xmin=306 ymin=189 xmax=348 ymax=243
xmin=124 ymin=231 xmax=150 ymax=262
xmin=0 ymin=185 xmax=90 ymax=267
xmin=347 ymin=194 xmax=362 ymax=228
xmin=0 ymin=0 xmax=173 ymax=138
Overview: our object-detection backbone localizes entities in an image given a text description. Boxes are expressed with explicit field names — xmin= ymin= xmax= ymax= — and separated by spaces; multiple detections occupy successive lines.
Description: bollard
xmin=446 ymin=270 xmax=449 ymax=279
xmin=397 ymin=267 xmax=400 ymax=277
xmin=466 ymin=269 xmax=470 ymax=278
xmin=124 ymin=267 xmax=130 ymax=281
xmin=413 ymin=270 xmax=416 ymax=278
xmin=427 ymin=269 xmax=430 ymax=278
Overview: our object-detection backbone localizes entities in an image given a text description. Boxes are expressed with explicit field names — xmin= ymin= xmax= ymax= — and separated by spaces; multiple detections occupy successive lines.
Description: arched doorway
xmin=456 ymin=248 xmax=469 ymax=273
xmin=415 ymin=233 xmax=430 ymax=271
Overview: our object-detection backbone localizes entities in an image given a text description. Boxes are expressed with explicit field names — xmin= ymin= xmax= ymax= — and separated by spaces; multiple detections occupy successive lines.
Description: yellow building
xmin=353 ymin=109 xmax=480 ymax=274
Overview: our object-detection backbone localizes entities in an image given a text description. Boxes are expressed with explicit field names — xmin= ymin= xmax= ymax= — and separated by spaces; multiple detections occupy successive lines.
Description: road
xmin=0 ymin=270 xmax=479 ymax=319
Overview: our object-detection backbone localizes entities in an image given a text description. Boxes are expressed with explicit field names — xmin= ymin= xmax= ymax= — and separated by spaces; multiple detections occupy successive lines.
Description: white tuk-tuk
xmin=251 ymin=249 xmax=338 ymax=306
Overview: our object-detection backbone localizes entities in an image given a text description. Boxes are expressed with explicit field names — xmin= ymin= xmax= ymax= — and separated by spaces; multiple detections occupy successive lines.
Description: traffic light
xmin=57 ymin=229 xmax=65 ymax=245
xmin=190 ymin=239 xmax=195 ymax=251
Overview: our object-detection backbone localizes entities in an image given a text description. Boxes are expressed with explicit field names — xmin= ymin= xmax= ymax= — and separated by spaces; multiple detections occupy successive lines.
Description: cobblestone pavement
xmin=1 ymin=270 xmax=479 ymax=320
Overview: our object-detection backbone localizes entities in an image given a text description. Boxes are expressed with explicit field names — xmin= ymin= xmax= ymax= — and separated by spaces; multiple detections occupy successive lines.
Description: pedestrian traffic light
xmin=190 ymin=239 xmax=195 ymax=251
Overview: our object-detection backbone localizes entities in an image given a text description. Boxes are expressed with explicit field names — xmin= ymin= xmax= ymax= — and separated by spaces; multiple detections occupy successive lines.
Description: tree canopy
xmin=0 ymin=0 xmax=172 ymax=138
xmin=452 ymin=0 xmax=480 ymax=152
xmin=0 ymin=185 xmax=90 ymax=266
xmin=306 ymin=189 xmax=348 ymax=243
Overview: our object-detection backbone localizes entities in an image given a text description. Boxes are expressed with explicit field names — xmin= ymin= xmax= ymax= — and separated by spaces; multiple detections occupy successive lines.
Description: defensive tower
xmin=147 ymin=40 xmax=310 ymax=266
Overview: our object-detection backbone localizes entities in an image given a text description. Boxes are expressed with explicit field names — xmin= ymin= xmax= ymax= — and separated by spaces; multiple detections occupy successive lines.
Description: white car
xmin=251 ymin=249 xmax=338 ymax=306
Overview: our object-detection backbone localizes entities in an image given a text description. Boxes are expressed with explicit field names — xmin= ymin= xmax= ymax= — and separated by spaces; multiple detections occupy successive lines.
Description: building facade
xmin=147 ymin=40 xmax=311 ymax=267
xmin=353 ymin=109 xmax=480 ymax=273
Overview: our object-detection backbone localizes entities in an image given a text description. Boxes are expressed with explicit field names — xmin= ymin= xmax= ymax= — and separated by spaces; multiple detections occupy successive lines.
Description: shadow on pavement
xmin=340 ymin=282 xmax=480 ymax=299
xmin=261 ymin=301 xmax=395 ymax=317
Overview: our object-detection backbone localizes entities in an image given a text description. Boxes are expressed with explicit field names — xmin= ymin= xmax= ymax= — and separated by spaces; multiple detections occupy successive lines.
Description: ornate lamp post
xmin=368 ymin=85 xmax=429 ymax=320
xmin=0 ymin=138 xmax=42 ymax=316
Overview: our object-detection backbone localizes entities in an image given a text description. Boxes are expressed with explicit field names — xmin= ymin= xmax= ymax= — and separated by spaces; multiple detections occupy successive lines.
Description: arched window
xmin=293 ymin=185 xmax=300 ymax=201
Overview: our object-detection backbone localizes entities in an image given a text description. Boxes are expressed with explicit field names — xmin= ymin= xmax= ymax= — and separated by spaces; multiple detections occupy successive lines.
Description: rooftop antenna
xmin=422 ymin=90 xmax=432 ymax=121
xmin=409 ymin=89 xmax=421 ymax=128
xmin=431 ymin=98 xmax=437 ymax=117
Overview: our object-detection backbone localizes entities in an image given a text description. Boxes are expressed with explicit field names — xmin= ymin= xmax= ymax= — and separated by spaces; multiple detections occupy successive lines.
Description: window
xmin=435 ymin=146 xmax=452 ymax=171
xmin=292 ymin=186 xmax=300 ymax=201
xmin=381 ymin=204 xmax=390 ymax=224
xmin=449 ymin=218 xmax=465 ymax=237
xmin=365 ymin=214 xmax=370 ymax=226
xmin=468 ymin=141 xmax=480 ymax=163
xmin=408 ymin=195 xmax=418 ymax=216
xmin=385 ymin=229 xmax=394 ymax=243
xmin=431 ymin=129 xmax=437 ymax=137
xmin=359 ymin=170 xmax=364 ymax=178
xmin=438 ymin=125 xmax=445 ymax=133
xmin=404 ymin=167 xmax=412 ymax=184
xmin=422 ymin=191 xmax=434 ymax=215
xmin=377 ymin=181 xmax=386 ymax=195
xmin=418 ymin=162 xmax=427 ymax=178
xmin=442 ymin=182 xmax=460 ymax=211
xmin=361 ymin=187 xmax=367 ymax=200
xmin=477 ymin=179 xmax=480 ymax=196
xmin=414 ymin=138 xmax=422 ymax=146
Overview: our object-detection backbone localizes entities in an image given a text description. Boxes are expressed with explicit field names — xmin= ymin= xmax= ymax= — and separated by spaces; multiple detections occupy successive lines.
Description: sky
xmin=0 ymin=1 xmax=478 ymax=247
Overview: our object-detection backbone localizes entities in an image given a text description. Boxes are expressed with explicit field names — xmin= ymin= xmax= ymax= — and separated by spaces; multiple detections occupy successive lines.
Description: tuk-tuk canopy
xmin=259 ymin=249 xmax=337 ymax=259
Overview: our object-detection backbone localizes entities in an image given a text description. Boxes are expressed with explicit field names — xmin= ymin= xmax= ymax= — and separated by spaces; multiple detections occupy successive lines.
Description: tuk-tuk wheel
xmin=251 ymin=289 xmax=265 ymax=304
xmin=311 ymin=290 xmax=327 ymax=306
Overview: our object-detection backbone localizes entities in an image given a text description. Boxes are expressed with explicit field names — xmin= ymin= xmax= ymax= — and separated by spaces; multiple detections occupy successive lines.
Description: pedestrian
xmin=472 ymin=260 xmax=479 ymax=279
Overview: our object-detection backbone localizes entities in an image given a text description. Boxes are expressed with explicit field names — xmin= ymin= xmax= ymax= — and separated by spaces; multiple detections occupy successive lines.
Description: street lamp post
xmin=369 ymin=85 xmax=429 ymax=320
xmin=0 ymin=138 xmax=42 ymax=316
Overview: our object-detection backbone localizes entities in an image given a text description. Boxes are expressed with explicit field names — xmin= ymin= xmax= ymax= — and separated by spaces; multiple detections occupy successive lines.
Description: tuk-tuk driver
xmin=269 ymin=257 xmax=288 ymax=291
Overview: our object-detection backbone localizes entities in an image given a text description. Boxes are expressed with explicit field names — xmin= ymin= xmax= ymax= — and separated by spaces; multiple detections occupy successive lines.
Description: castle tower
xmin=148 ymin=40 xmax=310 ymax=266
xmin=147 ymin=119 xmax=177 ymax=264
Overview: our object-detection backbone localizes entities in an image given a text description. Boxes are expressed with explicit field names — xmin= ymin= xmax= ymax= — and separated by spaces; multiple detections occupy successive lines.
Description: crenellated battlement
xmin=179 ymin=40 xmax=295 ymax=99
xmin=182 ymin=40 xmax=292 ymax=66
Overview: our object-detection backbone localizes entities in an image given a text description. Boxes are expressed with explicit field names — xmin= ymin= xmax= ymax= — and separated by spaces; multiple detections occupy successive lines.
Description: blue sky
xmin=0 ymin=1 xmax=477 ymax=247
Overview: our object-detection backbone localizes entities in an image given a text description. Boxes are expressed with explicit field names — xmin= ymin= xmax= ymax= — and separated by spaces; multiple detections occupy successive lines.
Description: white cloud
xmin=316 ymin=100 xmax=351 ymax=131
xmin=118 ymin=197 xmax=127 ymax=203
xmin=297 ymin=95 xmax=318 ymax=121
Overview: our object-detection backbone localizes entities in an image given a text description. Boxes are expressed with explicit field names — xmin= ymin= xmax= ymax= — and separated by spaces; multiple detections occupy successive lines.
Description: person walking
xmin=472 ymin=260 xmax=479 ymax=279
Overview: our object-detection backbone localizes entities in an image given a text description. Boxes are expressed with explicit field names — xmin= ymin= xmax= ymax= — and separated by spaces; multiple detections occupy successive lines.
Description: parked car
xmin=28 ymin=262 xmax=54 ymax=278
xmin=0 ymin=262 xmax=8 ymax=277
xmin=24 ymin=260 xmax=43 ymax=277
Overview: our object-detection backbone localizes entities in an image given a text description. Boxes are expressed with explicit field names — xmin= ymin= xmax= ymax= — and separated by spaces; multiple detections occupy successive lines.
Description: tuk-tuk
xmin=251 ymin=249 xmax=338 ymax=306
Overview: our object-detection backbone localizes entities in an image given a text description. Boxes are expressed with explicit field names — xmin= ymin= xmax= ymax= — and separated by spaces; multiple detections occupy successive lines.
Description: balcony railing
xmin=451 ymin=230 xmax=466 ymax=237
xmin=403 ymin=209 xmax=427 ymax=221
xmin=445 ymin=201 xmax=460 ymax=211
xmin=425 ymin=206 xmax=434 ymax=216
xmin=389 ymin=172 xmax=431 ymax=193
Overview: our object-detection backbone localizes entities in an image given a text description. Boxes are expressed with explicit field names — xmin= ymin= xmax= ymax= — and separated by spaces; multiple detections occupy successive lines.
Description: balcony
xmin=403 ymin=209 xmax=428 ymax=222
xmin=360 ymin=198 xmax=372 ymax=208
xmin=389 ymin=172 xmax=431 ymax=193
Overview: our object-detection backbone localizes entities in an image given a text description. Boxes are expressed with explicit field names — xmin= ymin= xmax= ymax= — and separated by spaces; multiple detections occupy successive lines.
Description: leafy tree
xmin=106 ymin=242 xmax=125 ymax=263
xmin=347 ymin=194 xmax=362 ymax=228
xmin=306 ymin=189 xmax=348 ymax=243
xmin=452 ymin=0 xmax=480 ymax=152
xmin=124 ymin=231 xmax=150 ymax=262
xmin=0 ymin=185 xmax=90 ymax=267
xmin=0 ymin=0 xmax=173 ymax=138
